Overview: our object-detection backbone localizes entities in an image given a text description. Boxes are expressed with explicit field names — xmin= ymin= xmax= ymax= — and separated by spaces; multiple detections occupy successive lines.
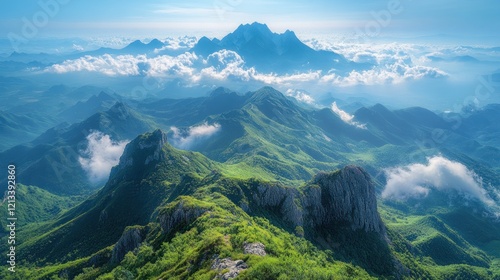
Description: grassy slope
xmin=4 ymin=191 xmax=376 ymax=279
xmin=0 ymin=184 xmax=85 ymax=229
xmin=380 ymin=204 xmax=500 ymax=279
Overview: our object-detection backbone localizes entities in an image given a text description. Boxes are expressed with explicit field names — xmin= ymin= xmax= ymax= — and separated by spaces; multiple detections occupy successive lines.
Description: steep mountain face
xmin=307 ymin=166 xmax=385 ymax=233
xmin=191 ymin=22 xmax=358 ymax=74
xmin=18 ymin=130 xmax=217 ymax=262
xmin=248 ymin=166 xmax=384 ymax=234
xmin=0 ymin=102 xmax=155 ymax=194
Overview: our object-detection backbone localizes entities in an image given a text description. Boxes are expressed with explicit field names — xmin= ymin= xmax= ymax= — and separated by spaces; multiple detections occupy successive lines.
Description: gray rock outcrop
xmin=305 ymin=165 xmax=385 ymax=233
xmin=243 ymin=242 xmax=267 ymax=256
xmin=212 ymin=257 xmax=248 ymax=280
xmin=249 ymin=165 xmax=385 ymax=234
xmin=110 ymin=226 xmax=146 ymax=264
xmin=158 ymin=199 xmax=209 ymax=236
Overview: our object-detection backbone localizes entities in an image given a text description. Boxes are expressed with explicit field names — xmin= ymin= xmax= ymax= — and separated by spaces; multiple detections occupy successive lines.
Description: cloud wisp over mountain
xmin=170 ymin=122 xmax=221 ymax=150
xmin=78 ymin=131 xmax=129 ymax=183
xmin=382 ymin=156 xmax=495 ymax=206
xmin=331 ymin=102 xmax=366 ymax=129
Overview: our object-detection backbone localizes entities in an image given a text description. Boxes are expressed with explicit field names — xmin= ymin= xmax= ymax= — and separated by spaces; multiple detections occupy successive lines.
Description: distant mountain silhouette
xmin=192 ymin=22 xmax=369 ymax=74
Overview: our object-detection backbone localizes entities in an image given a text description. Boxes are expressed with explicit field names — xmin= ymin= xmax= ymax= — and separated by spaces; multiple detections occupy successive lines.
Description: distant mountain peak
xmin=190 ymin=22 xmax=350 ymax=73
xmin=109 ymin=101 xmax=130 ymax=114
xmin=128 ymin=40 xmax=144 ymax=46
xmin=248 ymin=86 xmax=288 ymax=102
xmin=209 ymin=87 xmax=235 ymax=97
xmin=147 ymin=38 xmax=164 ymax=48
xmin=234 ymin=22 xmax=273 ymax=35
xmin=122 ymin=39 xmax=164 ymax=53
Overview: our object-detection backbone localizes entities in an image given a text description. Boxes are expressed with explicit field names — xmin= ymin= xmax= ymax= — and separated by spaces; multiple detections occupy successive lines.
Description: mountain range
xmin=1 ymin=85 xmax=499 ymax=279
xmin=0 ymin=22 xmax=499 ymax=280
xmin=192 ymin=22 xmax=362 ymax=74
xmin=0 ymin=22 xmax=368 ymax=77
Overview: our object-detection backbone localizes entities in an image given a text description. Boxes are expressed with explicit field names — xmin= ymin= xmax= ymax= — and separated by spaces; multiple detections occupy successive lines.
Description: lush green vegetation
xmin=2 ymin=88 xmax=500 ymax=279
xmin=0 ymin=184 xmax=85 ymax=229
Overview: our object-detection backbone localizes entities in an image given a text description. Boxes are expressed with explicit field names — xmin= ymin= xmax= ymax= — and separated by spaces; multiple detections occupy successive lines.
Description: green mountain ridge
xmin=1 ymin=86 xmax=500 ymax=279
xmin=0 ymin=102 xmax=156 ymax=195
xmin=4 ymin=130 xmax=396 ymax=279
xmin=3 ymin=129 xmax=499 ymax=279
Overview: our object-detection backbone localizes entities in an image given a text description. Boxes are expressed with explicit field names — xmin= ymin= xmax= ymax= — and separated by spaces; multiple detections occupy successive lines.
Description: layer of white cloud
xmin=49 ymin=54 xmax=144 ymax=76
xmin=44 ymin=42 xmax=448 ymax=87
xmin=331 ymin=102 xmax=366 ymax=129
xmin=79 ymin=131 xmax=129 ymax=183
xmin=170 ymin=122 xmax=221 ymax=149
xmin=382 ymin=156 xmax=495 ymax=206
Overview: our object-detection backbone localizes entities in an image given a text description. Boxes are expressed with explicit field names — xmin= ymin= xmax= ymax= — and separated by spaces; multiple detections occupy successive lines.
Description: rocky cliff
xmin=248 ymin=165 xmax=385 ymax=235
xmin=109 ymin=129 xmax=167 ymax=182
xmin=111 ymin=226 xmax=146 ymax=264
xmin=305 ymin=166 xmax=385 ymax=233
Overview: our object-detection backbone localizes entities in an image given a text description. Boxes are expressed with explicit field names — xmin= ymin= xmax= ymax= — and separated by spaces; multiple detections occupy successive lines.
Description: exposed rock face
xmin=250 ymin=165 xmax=385 ymax=234
xmin=211 ymin=257 xmax=248 ymax=280
xmin=306 ymin=165 xmax=385 ymax=233
xmin=243 ymin=242 xmax=267 ymax=256
xmin=252 ymin=184 xmax=303 ymax=227
xmin=109 ymin=129 xmax=167 ymax=180
xmin=110 ymin=227 xmax=146 ymax=264
xmin=158 ymin=200 xmax=209 ymax=236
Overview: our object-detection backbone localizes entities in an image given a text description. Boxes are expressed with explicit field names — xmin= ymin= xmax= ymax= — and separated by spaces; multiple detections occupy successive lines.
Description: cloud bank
xmin=78 ymin=131 xmax=129 ymax=183
xmin=382 ymin=156 xmax=495 ymax=206
xmin=331 ymin=102 xmax=366 ymax=129
xmin=44 ymin=43 xmax=448 ymax=88
xmin=170 ymin=122 xmax=221 ymax=149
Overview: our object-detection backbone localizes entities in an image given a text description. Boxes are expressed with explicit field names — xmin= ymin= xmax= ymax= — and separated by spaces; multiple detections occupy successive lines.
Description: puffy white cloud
xmin=198 ymin=50 xmax=252 ymax=82
xmin=331 ymin=102 xmax=366 ymax=129
xmin=78 ymin=131 xmax=129 ymax=183
xmin=170 ymin=122 xmax=221 ymax=149
xmin=382 ymin=156 xmax=495 ymax=206
xmin=154 ymin=36 xmax=198 ymax=52
xmin=146 ymin=52 xmax=199 ymax=78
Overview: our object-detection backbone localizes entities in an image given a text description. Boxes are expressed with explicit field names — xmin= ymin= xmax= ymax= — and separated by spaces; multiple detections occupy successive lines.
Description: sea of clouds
xmin=10 ymin=35 xmax=497 ymax=109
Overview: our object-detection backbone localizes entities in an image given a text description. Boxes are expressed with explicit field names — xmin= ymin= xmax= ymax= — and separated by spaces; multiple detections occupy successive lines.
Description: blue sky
xmin=1 ymin=0 xmax=499 ymax=41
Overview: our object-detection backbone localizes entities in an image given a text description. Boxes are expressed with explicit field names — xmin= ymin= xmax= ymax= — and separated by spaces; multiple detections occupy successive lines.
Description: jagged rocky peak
xmin=309 ymin=165 xmax=385 ymax=233
xmin=110 ymin=129 xmax=167 ymax=179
